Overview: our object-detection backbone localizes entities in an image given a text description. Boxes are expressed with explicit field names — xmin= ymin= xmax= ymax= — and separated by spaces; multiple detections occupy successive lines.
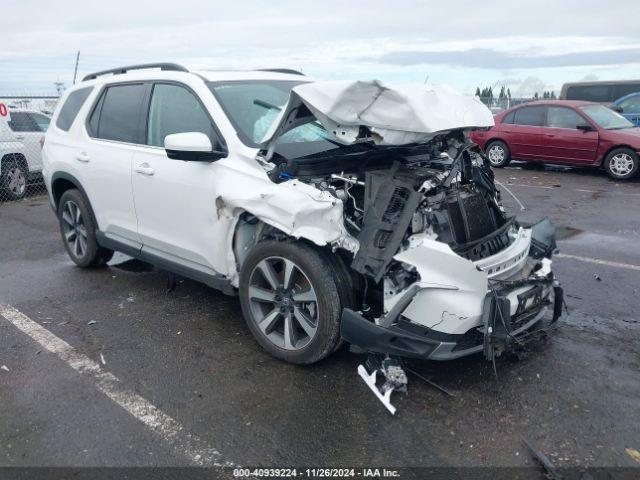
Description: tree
xmin=507 ymin=88 xmax=512 ymax=100
xmin=475 ymin=87 xmax=481 ymax=97
xmin=533 ymin=92 xmax=539 ymax=100
xmin=499 ymin=86 xmax=506 ymax=100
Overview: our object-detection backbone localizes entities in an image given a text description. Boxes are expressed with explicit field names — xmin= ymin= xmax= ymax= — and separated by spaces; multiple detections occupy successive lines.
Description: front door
xmin=131 ymin=82 xmax=228 ymax=274
xmin=541 ymin=106 xmax=598 ymax=164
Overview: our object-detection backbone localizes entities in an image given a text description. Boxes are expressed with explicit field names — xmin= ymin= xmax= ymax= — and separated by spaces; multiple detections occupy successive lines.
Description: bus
xmin=560 ymin=80 xmax=640 ymax=103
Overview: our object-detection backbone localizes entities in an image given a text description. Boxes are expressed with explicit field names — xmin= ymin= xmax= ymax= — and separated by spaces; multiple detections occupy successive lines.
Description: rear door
xmin=506 ymin=106 xmax=545 ymax=159
xmin=82 ymin=82 xmax=149 ymax=248
xmin=541 ymin=106 xmax=598 ymax=164
xmin=7 ymin=111 xmax=45 ymax=172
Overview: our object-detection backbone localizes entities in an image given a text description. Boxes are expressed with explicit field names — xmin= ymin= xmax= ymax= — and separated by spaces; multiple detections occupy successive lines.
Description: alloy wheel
xmin=609 ymin=153 xmax=634 ymax=177
xmin=488 ymin=145 xmax=505 ymax=166
xmin=247 ymin=256 xmax=319 ymax=351
xmin=7 ymin=166 xmax=26 ymax=197
xmin=61 ymin=200 xmax=88 ymax=258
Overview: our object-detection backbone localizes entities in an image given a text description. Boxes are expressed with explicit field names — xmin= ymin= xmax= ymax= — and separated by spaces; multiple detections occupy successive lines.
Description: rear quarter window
xmin=56 ymin=87 xmax=93 ymax=131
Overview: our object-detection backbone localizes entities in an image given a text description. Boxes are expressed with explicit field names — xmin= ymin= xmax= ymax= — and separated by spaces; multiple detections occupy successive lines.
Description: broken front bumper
xmin=341 ymin=280 xmax=563 ymax=361
xmin=341 ymin=218 xmax=562 ymax=361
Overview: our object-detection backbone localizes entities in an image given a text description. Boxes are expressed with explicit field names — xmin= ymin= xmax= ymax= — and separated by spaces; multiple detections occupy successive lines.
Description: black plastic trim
xmin=82 ymin=63 xmax=188 ymax=82
xmin=95 ymin=232 xmax=236 ymax=296
xmin=340 ymin=309 xmax=440 ymax=359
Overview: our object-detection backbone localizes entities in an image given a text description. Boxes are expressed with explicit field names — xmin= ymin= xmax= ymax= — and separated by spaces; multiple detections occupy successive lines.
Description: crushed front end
xmin=266 ymin=130 xmax=563 ymax=362
xmin=332 ymin=135 xmax=563 ymax=362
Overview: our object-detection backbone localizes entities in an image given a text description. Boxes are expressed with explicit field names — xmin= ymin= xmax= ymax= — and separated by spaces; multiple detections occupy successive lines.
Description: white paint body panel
xmin=393 ymin=229 xmax=546 ymax=335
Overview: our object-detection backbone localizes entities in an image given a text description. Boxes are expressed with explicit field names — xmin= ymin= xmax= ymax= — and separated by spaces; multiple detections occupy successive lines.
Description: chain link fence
xmin=0 ymin=95 xmax=58 ymax=203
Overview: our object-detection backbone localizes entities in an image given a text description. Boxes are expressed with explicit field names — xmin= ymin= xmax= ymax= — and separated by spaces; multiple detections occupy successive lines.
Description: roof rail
xmin=256 ymin=68 xmax=305 ymax=76
xmin=82 ymin=63 xmax=189 ymax=82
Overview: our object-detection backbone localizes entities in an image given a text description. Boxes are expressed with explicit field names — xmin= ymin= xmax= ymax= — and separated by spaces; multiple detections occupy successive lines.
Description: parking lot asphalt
xmin=1 ymin=165 xmax=640 ymax=472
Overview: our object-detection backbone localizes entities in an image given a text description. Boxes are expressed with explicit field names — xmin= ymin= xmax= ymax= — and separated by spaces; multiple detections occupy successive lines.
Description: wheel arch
xmin=485 ymin=137 xmax=509 ymax=151
xmin=230 ymin=212 xmax=357 ymax=307
xmin=598 ymin=144 xmax=638 ymax=166
xmin=50 ymin=172 xmax=100 ymax=229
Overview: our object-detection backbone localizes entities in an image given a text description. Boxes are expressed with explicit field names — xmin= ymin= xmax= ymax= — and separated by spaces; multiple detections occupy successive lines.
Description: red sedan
xmin=470 ymin=100 xmax=640 ymax=180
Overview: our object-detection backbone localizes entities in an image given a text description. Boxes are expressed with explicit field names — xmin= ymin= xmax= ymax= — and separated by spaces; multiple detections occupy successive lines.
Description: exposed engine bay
xmin=261 ymin=128 xmax=562 ymax=413
xmin=266 ymin=130 xmax=535 ymax=315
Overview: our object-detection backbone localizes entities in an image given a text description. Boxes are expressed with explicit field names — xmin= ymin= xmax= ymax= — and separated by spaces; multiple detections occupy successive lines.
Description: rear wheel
xmin=1 ymin=159 xmax=28 ymax=200
xmin=239 ymin=240 xmax=344 ymax=365
xmin=58 ymin=189 xmax=113 ymax=267
xmin=604 ymin=148 xmax=638 ymax=180
xmin=485 ymin=140 xmax=511 ymax=168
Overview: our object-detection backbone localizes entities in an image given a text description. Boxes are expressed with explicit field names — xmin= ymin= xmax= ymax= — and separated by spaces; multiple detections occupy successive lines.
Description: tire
xmin=485 ymin=140 xmax=511 ymax=168
xmin=57 ymin=189 xmax=114 ymax=267
xmin=1 ymin=158 xmax=28 ymax=200
xmin=603 ymin=147 xmax=639 ymax=180
xmin=239 ymin=240 xmax=345 ymax=365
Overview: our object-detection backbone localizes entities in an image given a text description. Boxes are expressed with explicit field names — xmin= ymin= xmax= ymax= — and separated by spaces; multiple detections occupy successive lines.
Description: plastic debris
xmin=100 ymin=353 xmax=106 ymax=365
xmin=1 ymin=365 xmax=9 ymax=372
xmin=357 ymin=355 xmax=407 ymax=415
xmin=522 ymin=438 xmax=561 ymax=480
xmin=87 ymin=320 xmax=97 ymax=325
xmin=593 ymin=274 xmax=602 ymax=281
xmin=626 ymin=447 xmax=640 ymax=464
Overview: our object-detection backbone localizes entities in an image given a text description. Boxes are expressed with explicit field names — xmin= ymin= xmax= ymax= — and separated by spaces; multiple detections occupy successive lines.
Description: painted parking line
xmin=505 ymin=183 xmax=640 ymax=197
xmin=556 ymin=253 xmax=640 ymax=272
xmin=0 ymin=304 xmax=234 ymax=468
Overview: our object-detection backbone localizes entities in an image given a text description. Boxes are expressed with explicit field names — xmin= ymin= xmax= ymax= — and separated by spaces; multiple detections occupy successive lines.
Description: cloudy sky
xmin=2 ymin=0 xmax=639 ymax=96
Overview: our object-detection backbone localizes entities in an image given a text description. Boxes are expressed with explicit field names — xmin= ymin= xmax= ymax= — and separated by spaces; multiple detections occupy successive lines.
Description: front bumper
xmin=341 ymin=281 xmax=563 ymax=361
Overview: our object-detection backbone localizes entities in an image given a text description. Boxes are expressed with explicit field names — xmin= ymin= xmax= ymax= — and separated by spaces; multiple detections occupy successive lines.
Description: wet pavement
xmin=1 ymin=165 xmax=639 ymax=473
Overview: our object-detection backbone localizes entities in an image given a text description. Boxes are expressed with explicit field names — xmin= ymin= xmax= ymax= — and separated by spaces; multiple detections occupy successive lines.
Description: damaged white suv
xmin=43 ymin=64 xmax=562 ymax=366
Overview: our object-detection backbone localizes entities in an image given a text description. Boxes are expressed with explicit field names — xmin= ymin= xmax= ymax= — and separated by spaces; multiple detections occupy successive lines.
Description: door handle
xmin=134 ymin=163 xmax=155 ymax=176
xmin=15 ymin=135 xmax=24 ymax=140
xmin=75 ymin=152 xmax=90 ymax=163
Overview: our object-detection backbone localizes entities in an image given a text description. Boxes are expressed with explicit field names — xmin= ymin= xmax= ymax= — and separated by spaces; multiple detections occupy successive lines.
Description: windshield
xmin=208 ymin=80 xmax=339 ymax=156
xmin=580 ymin=105 xmax=635 ymax=130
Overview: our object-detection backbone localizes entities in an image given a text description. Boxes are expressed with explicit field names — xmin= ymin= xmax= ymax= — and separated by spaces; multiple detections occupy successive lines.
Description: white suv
xmin=43 ymin=63 xmax=562 ymax=365
xmin=1 ymin=109 xmax=50 ymax=199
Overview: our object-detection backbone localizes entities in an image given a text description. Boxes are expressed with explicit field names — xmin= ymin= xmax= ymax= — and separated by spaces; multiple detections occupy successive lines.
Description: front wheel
xmin=239 ymin=241 xmax=344 ymax=365
xmin=57 ymin=189 xmax=113 ymax=267
xmin=485 ymin=140 xmax=511 ymax=168
xmin=604 ymin=148 xmax=638 ymax=180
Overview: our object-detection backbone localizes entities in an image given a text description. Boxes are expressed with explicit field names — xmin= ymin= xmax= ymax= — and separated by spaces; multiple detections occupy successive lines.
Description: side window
xmin=90 ymin=83 xmax=147 ymax=143
xmin=29 ymin=113 xmax=51 ymax=131
xmin=546 ymin=107 xmax=589 ymax=129
xmin=146 ymin=83 xmax=217 ymax=147
xmin=620 ymin=95 xmax=640 ymax=112
xmin=566 ymin=85 xmax=611 ymax=102
xmin=612 ymin=84 xmax=640 ymax=100
xmin=56 ymin=86 xmax=93 ymax=131
xmin=513 ymin=106 xmax=545 ymax=126
xmin=501 ymin=111 xmax=515 ymax=124
xmin=8 ymin=112 xmax=40 ymax=132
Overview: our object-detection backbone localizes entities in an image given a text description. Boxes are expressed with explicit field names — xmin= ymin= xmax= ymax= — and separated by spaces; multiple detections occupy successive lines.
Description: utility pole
xmin=73 ymin=51 xmax=80 ymax=84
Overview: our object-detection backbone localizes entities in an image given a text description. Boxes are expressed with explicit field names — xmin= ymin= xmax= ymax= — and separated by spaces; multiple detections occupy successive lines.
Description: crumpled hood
xmin=261 ymin=80 xmax=494 ymax=150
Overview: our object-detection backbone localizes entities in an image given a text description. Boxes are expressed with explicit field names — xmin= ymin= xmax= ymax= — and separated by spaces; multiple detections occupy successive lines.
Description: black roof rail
xmin=82 ymin=63 xmax=189 ymax=82
xmin=256 ymin=68 xmax=305 ymax=76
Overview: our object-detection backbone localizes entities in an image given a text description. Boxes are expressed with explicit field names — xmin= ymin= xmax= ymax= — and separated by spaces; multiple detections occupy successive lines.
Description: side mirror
xmin=610 ymin=104 xmax=624 ymax=113
xmin=576 ymin=124 xmax=595 ymax=132
xmin=164 ymin=132 xmax=227 ymax=162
